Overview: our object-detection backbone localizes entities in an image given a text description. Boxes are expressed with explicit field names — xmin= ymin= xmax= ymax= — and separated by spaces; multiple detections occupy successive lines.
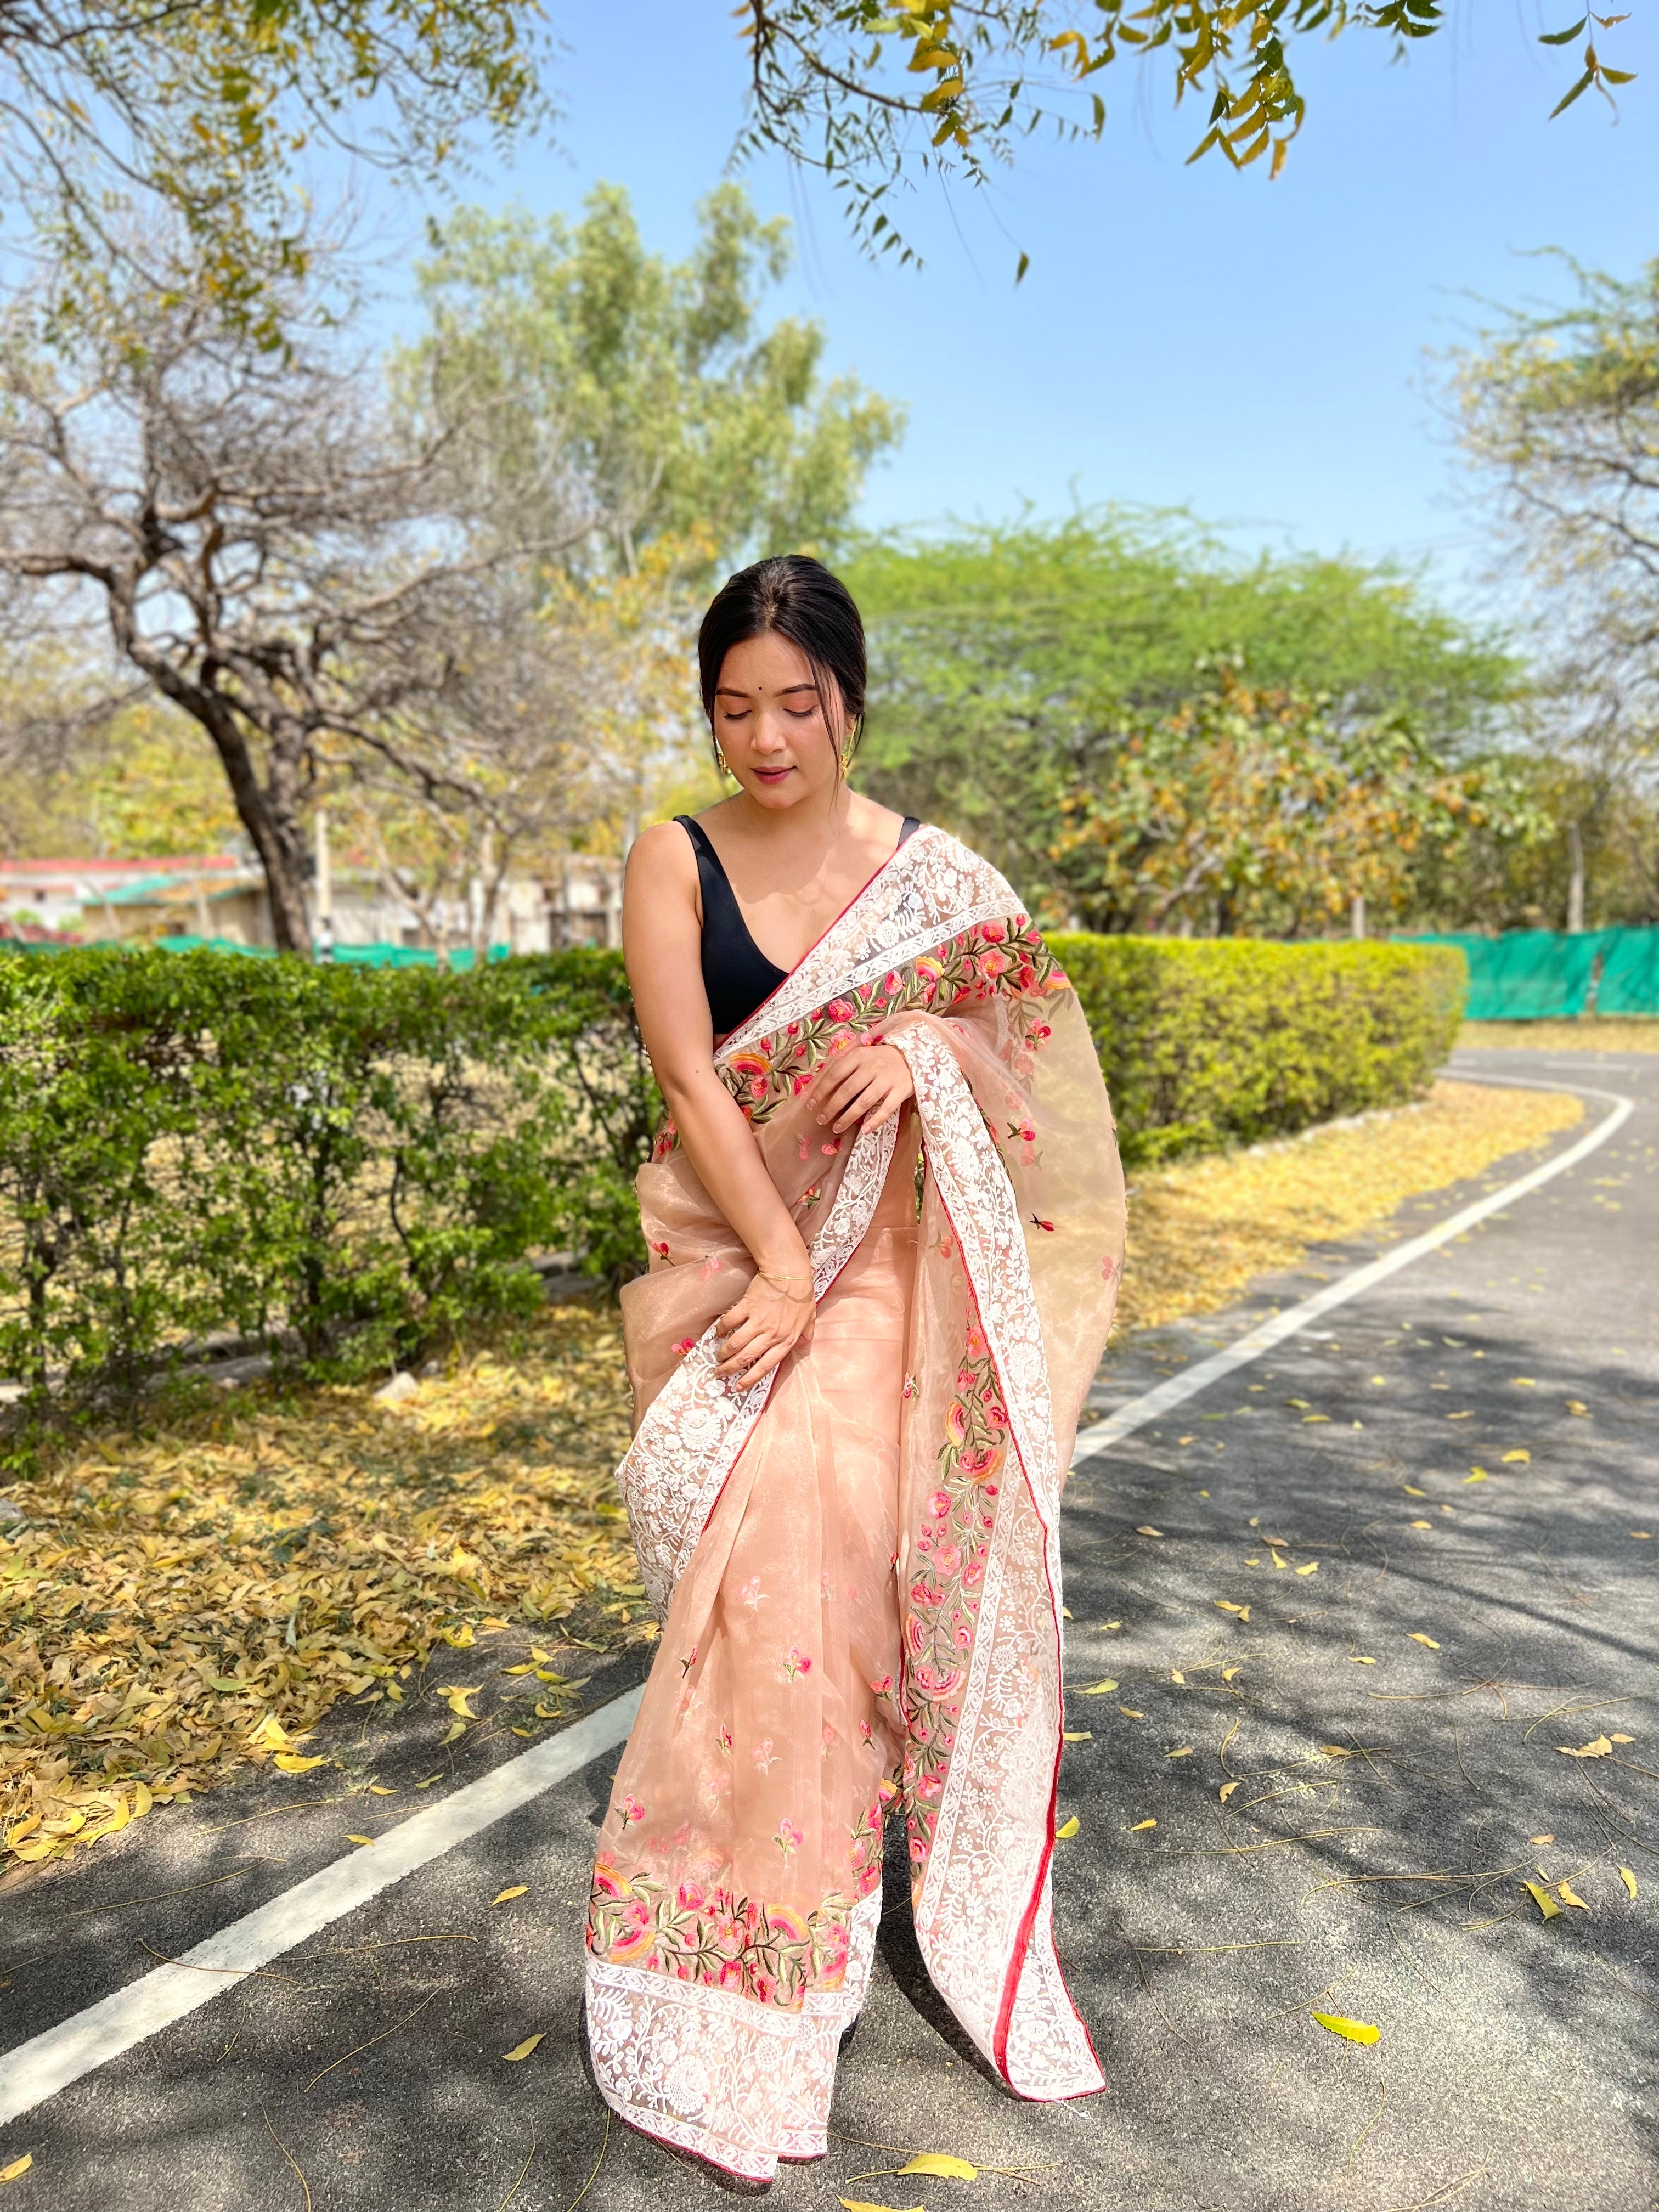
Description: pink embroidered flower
xmin=651 ymin=1239 xmax=670 ymax=1257
xmin=676 ymin=1879 xmax=706 ymax=1911
xmin=718 ymin=1958 xmax=745 ymax=1990
xmin=716 ymin=1724 xmax=733 ymax=1755
xmin=611 ymin=1898 xmax=653 ymax=1960
xmin=672 ymin=1336 xmax=696 ymax=1356
xmin=828 ymin=997 xmax=855 ymax=1022
xmin=1029 ymin=1214 xmax=1055 ymax=1233
xmin=822 ymin=1719 xmax=837 ymax=1750
xmin=902 ymin=1374 xmax=919 ymax=1400
xmin=928 ymin=1488 xmax=952 ymax=1519
xmin=754 ymin=1737 xmax=779 ymax=1771
xmin=739 ymin=1576 xmax=764 ymax=1609
xmin=679 ymin=1644 xmax=698 ymax=1675
xmin=980 ymin=918 xmax=1008 ymax=943
xmin=774 ymin=1816 xmax=804 ymax=1860
xmin=753 ymin=1971 xmax=776 ymax=2002
xmin=782 ymin=1646 xmax=813 ymax=1681
xmin=820 ymin=1139 xmax=839 ymax=1155
xmin=859 ymin=1719 xmax=874 ymax=1745
xmin=870 ymin=1673 xmax=894 ymax=1698
xmin=1101 ymin=1252 xmax=1117 ymax=1283
xmin=618 ymin=1793 xmax=645 ymax=1827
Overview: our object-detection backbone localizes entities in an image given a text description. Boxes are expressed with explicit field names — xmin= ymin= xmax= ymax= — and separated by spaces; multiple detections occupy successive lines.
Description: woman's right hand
xmin=713 ymin=1253 xmax=816 ymax=1390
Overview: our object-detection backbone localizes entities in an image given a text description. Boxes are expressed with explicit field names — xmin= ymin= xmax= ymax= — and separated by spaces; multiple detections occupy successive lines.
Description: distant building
xmin=0 ymin=851 xmax=624 ymax=952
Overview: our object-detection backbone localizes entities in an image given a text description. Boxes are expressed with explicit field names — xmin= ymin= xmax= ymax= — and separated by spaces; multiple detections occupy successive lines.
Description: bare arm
xmin=623 ymin=821 xmax=814 ymax=1387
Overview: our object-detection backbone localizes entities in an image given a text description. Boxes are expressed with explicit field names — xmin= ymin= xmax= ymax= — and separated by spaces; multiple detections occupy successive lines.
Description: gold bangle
xmin=757 ymin=1268 xmax=814 ymax=1301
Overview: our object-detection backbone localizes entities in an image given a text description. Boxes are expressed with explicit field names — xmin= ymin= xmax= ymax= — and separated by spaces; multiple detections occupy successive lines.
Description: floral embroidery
xmin=588 ymin=1854 xmax=860 ymax=2006
xmin=618 ymin=1793 xmax=644 ymax=1829
xmin=1029 ymin=1216 xmax=1055 ymax=1233
xmin=672 ymin=1336 xmax=696 ymax=1356
xmin=716 ymin=1724 xmax=732 ymax=1756
xmin=739 ymin=1576 xmax=764 ymax=1609
xmin=781 ymin=1646 xmax=813 ymax=1682
xmin=754 ymin=1737 xmax=779 ymax=1771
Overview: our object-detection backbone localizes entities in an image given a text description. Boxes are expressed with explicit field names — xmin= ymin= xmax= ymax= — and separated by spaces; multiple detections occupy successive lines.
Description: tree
xmin=1046 ymin=664 xmax=1521 ymax=935
xmin=0 ymin=0 xmax=550 ymax=340
xmin=740 ymin=2 xmax=1637 ymax=272
xmin=404 ymin=183 xmax=906 ymax=583
xmin=1451 ymin=251 xmax=1659 ymax=926
xmin=848 ymin=511 xmax=1521 ymax=912
xmin=0 ymin=246 xmax=592 ymax=953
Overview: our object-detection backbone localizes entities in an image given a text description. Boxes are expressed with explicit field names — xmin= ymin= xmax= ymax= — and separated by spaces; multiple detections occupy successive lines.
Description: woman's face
xmin=712 ymin=631 xmax=844 ymax=812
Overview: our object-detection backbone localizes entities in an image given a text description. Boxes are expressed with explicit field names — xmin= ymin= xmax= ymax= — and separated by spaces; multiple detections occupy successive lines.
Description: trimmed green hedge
xmin=0 ymin=945 xmax=657 ymax=1446
xmin=1050 ymin=935 xmax=1467 ymax=1167
xmin=1 ymin=933 xmax=1463 ymax=1443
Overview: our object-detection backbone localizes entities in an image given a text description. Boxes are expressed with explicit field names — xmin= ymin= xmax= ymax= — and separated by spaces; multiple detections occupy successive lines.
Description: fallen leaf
xmin=1216 ymin=1600 xmax=1251 ymax=1620
xmin=437 ymin=1687 xmax=478 ymax=1719
xmin=1119 ymin=1707 xmax=1144 ymax=1718
xmin=1503 ymin=1449 xmax=1531 ymax=1464
xmin=1167 ymin=1747 xmax=1194 ymax=1759
xmin=1061 ymin=1607 xmax=1073 ymax=1620
xmin=1054 ymin=1815 xmax=1079 ymax=1839
xmin=1409 ymin=1633 xmax=1441 ymax=1649
xmin=1284 ymin=1399 xmax=1310 ymax=1411
xmin=1403 ymin=1485 xmax=1427 ymax=1497
xmin=1524 ymin=1882 xmax=1561 ymax=1919
xmin=1369 ymin=1376 xmax=1386 ymax=1386
xmin=1409 ymin=1520 xmax=1432 ymax=1530
xmin=492 ymin=1886 xmax=528 ymax=1905
xmin=501 ymin=1663 xmax=537 ymax=1676
xmin=1556 ymin=1881 xmax=1589 ymax=1911
xmin=1103 ymin=1619 xmax=1122 ymax=1629
xmin=368 ymin=1784 xmax=395 ymax=1795
xmin=1062 ymin=1730 xmax=1092 ymax=1743
xmin=1611 ymin=1733 xmax=1635 ymax=1743
xmin=440 ymin=1720 xmax=466 ymax=1746
xmin=1136 ymin=1526 xmax=1164 ymax=1538
xmin=1513 ymin=1378 xmax=1537 ymax=1387
xmin=895 ymin=2155 xmax=979 ymax=2180
xmin=346 ymin=1834 xmax=375 ymax=1847
xmin=1321 ymin=1746 xmax=1354 ymax=1758
xmin=1558 ymin=1737 xmax=1613 ymax=1758
xmin=1127 ymin=1817 xmax=1156 ymax=1831
xmin=1566 ymin=1401 xmax=1589 ymax=1417
xmin=1219 ymin=1781 xmax=1239 ymax=1802
xmin=1295 ymin=1561 xmax=1319 ymax=1576
xmin=1632 ymin=1531 xmax=1653 ymax=1541
xmin=1170 ymin=1669 xmax=1186 ymax=1684
xmin=501 ymin=2034 xmax=545 ymax=2062
xmin=1177 ymin=1436 xmax=1195 ymax=1446
xmin=1272 ymin=1549 xmax=1289 ymax=1568
xmin=1220 ymin=1665 xmax=1240 ymax=1681
xmin=273 ymin=1753 xmax=326 ymax=1775
xmin=1311 ymin=2012 xmax=1380 ymax=2046
xmin=1350 ymin=1656 xmax=1376 ymax=1664
xmin=1621 ymin=1866 xmax=1639 ymax=1899
xmin=839 ymin=2201 xmax=924 ymax=2212
xmin=0 ymin=2154 xmax=31 ymax=2184
xmin=1464 ymin=1469 xmax=1488 ymax=1485
xmin=1079 ymin=1679 xmax=1119 ymax=1695
xmin=1531 ymin=1833 xmax=1554 ymax=1844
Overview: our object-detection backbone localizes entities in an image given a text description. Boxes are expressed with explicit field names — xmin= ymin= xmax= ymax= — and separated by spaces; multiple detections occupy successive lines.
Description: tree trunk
xmin=1566 ymin=821 xmax=1585 ymax=934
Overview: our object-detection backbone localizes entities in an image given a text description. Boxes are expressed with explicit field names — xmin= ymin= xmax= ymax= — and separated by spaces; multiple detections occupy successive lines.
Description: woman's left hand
xmin=812 ymin=1041 xmax=915 ymax=1136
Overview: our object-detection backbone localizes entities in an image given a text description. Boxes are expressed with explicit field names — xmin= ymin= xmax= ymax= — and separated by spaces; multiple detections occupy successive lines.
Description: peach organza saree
xmin=584 ymin=827 xmax=1126 ymax=2181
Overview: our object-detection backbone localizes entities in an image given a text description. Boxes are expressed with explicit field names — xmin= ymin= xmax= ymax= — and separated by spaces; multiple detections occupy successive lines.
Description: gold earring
xmin=715 ymin=743 xmax=730 ymax=777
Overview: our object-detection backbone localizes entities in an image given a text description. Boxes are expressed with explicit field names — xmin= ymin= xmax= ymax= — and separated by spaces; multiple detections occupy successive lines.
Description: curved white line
xmin=1071 ymin=1075 xmax=1636 ymax=1468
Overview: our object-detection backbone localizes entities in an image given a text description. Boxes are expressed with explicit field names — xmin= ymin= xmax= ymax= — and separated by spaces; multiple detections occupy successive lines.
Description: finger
xmin=725 ymin=1339 xmax=792 ymax=1390
xmin=828 ymin=1073 xmax=881 ymax=1132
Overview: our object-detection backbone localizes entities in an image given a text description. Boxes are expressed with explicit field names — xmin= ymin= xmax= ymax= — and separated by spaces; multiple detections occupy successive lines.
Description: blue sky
xmin=364 ymin=4 xmax=1657 ymax=609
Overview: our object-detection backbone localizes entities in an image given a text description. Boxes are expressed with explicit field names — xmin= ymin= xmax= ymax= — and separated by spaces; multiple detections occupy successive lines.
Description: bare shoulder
xmin=846 ymin=790 xmax=909 ymax=846
xmin=627 ymin=818 xmax=698 ymax=892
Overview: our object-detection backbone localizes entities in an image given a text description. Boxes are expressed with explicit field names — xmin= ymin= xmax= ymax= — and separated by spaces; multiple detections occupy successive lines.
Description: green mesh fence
xmin=1400 ymin=927 xmax=1659 ymax=1019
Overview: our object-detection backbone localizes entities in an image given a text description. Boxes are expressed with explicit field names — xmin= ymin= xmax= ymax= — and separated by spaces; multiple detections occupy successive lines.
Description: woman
xmin=584 ymin=555 xmax=1125 ymax=2182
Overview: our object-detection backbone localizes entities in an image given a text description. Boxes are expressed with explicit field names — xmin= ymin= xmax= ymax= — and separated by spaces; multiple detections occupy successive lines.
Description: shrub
xmin=1049 ymin=935 xmax=1466 ymax=1167
xmin=0 ymin=945 xmax=660 ymax=1449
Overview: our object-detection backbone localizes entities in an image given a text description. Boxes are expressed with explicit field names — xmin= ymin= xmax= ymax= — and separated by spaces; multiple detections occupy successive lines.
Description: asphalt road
xmin=1 ymin=1045 xmax=1656 ymax=2212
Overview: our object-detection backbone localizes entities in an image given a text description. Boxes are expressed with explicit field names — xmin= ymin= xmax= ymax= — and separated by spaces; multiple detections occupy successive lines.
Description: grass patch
xmin=0 ymin=1301 xmax=640 ymax=1870
xmin=1116 ymin=1077 xmax=1583 ymax=1333
xmin=1460 ymin=1017 xmax=1659 ymax=1053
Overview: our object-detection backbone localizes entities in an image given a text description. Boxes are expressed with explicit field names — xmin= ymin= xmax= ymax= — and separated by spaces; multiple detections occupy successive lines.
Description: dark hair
xmin=697 ymin=555 xmax=867 ymax=772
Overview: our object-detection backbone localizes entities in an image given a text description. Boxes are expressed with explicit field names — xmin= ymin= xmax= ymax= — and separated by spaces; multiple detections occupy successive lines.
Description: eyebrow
xmin=714 ymin=681 xmax=820 ymax=699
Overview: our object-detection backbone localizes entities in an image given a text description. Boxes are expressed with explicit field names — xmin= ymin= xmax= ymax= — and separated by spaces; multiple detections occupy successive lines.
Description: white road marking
xmin=0 ymin=1685 xmax=644 ymax=2129
xmin=0 ymin=1076 xmax=1638 ymax=2129
xmin=1071 ymin=1079 xmax=1634 ymax=1466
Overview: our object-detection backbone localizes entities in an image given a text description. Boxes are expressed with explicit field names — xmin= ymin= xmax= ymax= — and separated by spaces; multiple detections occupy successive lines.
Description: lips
xmin=753 ymin=765 xmax=793 ymax=781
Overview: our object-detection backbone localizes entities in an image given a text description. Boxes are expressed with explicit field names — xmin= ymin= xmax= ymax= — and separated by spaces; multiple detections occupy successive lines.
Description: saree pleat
xmin=584 ymin=829 xmax=1125 ymax=2182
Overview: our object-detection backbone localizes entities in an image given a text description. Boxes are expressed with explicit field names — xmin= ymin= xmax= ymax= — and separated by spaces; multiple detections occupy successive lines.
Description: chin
xmin=745 ymin=774 xmax=812 ymax=808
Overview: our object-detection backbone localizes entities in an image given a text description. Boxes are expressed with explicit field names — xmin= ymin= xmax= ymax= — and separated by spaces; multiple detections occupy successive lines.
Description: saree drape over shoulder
xmin=584 ymin=828 xmax=1126 ymax=2181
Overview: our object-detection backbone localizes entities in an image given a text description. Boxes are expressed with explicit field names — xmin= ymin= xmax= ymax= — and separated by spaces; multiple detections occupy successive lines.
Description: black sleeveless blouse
xmin=676 ymin=814 xmax=921 ymax=1037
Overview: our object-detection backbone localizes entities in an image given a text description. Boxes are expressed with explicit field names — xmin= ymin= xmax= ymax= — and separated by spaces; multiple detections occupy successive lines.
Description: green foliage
xmin=741 ymin=3 xmax=1628 ymax=273
xmin=848 ymin=514 xmax=1522 ymax=921
xmin=405 ymin=184 xmax=906 ymax=581
xmin=0 ymin=946 xmax=660 ymax=1458
xmin=3 ymin=0 xmax=550 ymax=343
xmin=1051 ymin=934 xmax=1466 ymax=1167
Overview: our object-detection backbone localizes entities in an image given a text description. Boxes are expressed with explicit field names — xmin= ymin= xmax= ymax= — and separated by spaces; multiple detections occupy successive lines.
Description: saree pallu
xmin=584 ymin=827 xmax=1126 ymax=2181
